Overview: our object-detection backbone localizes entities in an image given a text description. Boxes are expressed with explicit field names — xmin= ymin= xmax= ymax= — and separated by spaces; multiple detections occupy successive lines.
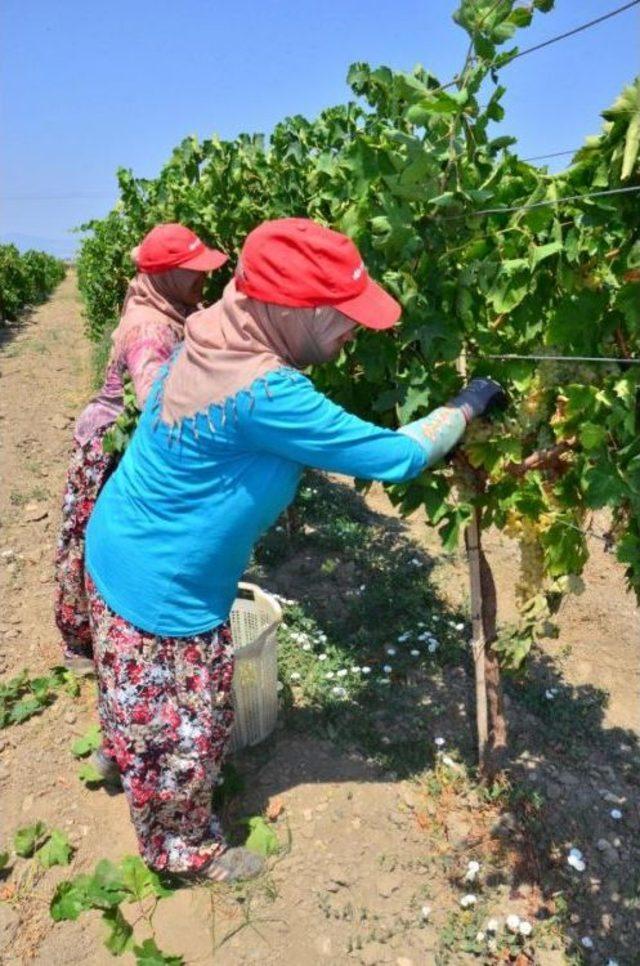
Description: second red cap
xmin=135 ymin=224 xmax=228 ymax=275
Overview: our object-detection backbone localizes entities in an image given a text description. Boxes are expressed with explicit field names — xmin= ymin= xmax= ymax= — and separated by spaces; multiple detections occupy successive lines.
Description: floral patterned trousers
xmin=85 ymin=574 xmax=235 ymax=873
xmin=54 ymin=429 xmax=115 ymax=659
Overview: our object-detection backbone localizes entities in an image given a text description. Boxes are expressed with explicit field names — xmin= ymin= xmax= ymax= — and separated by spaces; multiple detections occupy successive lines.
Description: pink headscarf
xmin=110 ymin=262 xmax=203 ymax=365
xmin=161 ymin=279 xmax=355 ymax=426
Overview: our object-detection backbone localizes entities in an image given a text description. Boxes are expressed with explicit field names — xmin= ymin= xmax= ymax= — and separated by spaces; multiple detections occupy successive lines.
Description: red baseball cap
xmin=235 ymin=218 xmax=401 ymax=330
xmin=135 ymin=224 xmax=228 ymax=275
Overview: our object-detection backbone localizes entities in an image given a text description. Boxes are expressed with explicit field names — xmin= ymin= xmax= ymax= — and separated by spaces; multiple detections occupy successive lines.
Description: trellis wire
xmin=440 ymin=184 xmax=640 ymax=220
xmin=507 ymin=0 xmax=640 ymax=62
xmin=483 ymin=353 xmax=640 ymax=365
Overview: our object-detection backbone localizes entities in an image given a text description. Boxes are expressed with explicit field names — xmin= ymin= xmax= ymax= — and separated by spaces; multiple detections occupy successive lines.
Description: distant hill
xmin=0 ymin=232 xmax=78 ymax=260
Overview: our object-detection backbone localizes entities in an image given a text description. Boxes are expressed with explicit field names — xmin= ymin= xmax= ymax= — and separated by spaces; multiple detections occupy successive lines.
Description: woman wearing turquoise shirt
xmin=84 ymin=218 xmax=504 ymax=882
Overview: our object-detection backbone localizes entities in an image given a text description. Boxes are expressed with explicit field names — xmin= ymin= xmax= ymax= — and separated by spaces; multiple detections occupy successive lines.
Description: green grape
xmin=516 ymin=523 xmax=545 ymax=605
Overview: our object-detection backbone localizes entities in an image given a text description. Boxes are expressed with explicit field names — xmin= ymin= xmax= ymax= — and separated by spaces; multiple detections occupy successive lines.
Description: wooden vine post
xmin=455 ymin=349 xmax=507 ymax=778
xmin=464 ymin=504 xmax=508 ymax=779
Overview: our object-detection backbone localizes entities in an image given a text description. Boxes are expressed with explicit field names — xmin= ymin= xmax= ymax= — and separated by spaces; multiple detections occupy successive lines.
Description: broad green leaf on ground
xmin=84 ymin=859 xmax=128 ymax=909
xmin=35 ymin=829 xmax=74 ymax=869
xmin=243 ymin=816 xmax=280 ymax=856
xmin=0 ymin=851 xmax=10 ymax=871
xmin=50 ymin=878 xmax=94 ymax=921
xmin=78 ymin=761 xmax=105 ymax=785
xmin=102 ymin=907 xmax=134 ymax=956
xmin=133 ymin=938 xmax=185 ymax=966
xmin=14 ymin=821 xmax=48 ymax=857
xmin=120 ymin=855 xmax=173 ymax=901
xmin=71 ymin=723 xmax=102 ymax=758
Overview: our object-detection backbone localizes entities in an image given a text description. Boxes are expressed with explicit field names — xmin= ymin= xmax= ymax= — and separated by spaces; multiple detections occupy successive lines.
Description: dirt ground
xmin=0 ymin=275 xmax=638 ymax=965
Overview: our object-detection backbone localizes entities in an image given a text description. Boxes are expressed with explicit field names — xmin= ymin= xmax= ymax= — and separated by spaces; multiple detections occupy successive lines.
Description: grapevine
xmin=0 ymin=244 xmax=66 ymax=323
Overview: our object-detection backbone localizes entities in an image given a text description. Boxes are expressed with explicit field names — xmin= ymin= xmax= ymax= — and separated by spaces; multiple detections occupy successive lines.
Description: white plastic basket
xmin=228 ymin=582 xmax=282 ymax=752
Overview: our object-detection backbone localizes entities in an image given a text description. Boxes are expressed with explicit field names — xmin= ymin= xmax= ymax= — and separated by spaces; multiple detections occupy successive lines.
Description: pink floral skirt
xmin=85 ymin=573 xmax=235 ymax=873
xmin=54 ymin=429 xmax=115 ymax=659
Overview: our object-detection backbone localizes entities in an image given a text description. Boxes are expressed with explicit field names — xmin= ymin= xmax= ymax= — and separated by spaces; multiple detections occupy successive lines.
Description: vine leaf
xmin=35 ymin=829 xmax=74 ymax=869
xmin=133 ymin=938 xmax=185 ymax=966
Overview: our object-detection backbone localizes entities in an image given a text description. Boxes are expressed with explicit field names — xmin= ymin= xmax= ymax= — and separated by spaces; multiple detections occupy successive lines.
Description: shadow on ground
xmin=234 ymin=472 xmax=640 ymax=962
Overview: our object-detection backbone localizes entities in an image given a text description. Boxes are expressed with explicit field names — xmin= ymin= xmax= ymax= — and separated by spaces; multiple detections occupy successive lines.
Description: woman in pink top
xmin=54 ymin=224 xmax=227 ymax=674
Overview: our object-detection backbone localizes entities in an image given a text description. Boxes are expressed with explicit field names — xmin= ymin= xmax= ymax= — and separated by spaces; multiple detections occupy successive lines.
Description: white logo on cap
xmin=352 ymin=262 xmax=364 ymax=280
xmin=188 ymin=239 xmax=200 ymax=251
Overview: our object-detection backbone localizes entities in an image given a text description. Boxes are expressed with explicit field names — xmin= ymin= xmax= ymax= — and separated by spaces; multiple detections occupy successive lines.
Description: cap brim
xmin=179 ymin=248 xmax=229 ymax=272
xmin=333 ymin=276 xmax=401 ymax=330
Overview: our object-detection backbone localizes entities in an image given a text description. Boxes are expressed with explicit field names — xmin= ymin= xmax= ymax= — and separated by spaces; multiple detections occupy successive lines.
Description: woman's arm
xmin=122 ymin=324 xmax=179 ymax=408
xmin=238 ymin=370 xmax=495 ymax=484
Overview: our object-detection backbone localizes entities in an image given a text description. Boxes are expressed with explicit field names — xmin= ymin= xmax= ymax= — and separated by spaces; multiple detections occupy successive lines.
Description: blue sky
xmin=1 ymin=0 xmax=638 ymax=256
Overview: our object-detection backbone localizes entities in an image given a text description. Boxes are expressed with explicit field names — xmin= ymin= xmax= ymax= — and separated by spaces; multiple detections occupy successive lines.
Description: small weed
xmin=0 ymin=667 xmax=79 ymax=729
xmin=9 ymin=485 xmax=47 ymax=506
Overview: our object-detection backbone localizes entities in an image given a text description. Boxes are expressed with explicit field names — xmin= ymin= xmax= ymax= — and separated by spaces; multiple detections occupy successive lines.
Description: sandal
xmin=178 ymin=847 xmax=264 ymax=884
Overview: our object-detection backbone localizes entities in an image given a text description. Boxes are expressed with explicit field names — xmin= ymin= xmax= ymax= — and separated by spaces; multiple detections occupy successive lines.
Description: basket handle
xmin=237 ymin=582 xmax=283 ymax=622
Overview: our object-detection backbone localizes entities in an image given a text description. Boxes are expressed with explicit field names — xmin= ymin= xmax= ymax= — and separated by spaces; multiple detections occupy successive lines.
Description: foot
xmin=183 ymin=847 xmax=264 ymax=884
xmin=90 ymin=749 xmax=123 ymax=789
xmin=64 ymin=652 xmax=96 ymax=677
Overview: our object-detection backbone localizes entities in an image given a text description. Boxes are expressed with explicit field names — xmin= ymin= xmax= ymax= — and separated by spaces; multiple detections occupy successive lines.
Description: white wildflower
xmin=302 ymin=643 xmax=312 ymax=651
xmin=332 ymin=686 xmax=347 ymax=698
xmin=410 ymin=649 xmax=420 ymax=657
xmin=518 ymin=920 xmax=533 ymax=937
xmin=337 ymin=668 xmax=348 ymax=678
xmin=459 ymin=894 xmax=476 ymax=908
xmin=420 ymin=905 xmax=431 ymax=920
xmin=350 ymin=666 xmax=360 ymax=674
xmin=290 ymin=672 xmax=301 ymax=682
xmin=383 ymin=664 xmax=392 ymax=674
xmin=610 ymin=808 xmax=623 ymax=820
xmin=506 ymin=914 xmax=521 ymax=933
xmin=410 ymin=557 xmax=421 ymax=567
xmin=475 ymin=931 xmax=485 ymax=943
xmin=386 ymin=646 xmax=397 ymax=656
xmin=428 ymin=642 xmax=438 ymax=653
xmin=361 ymin=666 xmax=371 ymax=675
xmin=567 ymin=847 xmax=586 ymax=872
xmin=325 ymin=671 xmax=335 ymax=680
xmin=580 ymin=936 xmax=594 ymax=949
xmin=455 ymin=622 xmax=465 ymax=631
xmin=465 ymin=860 xmax=481 ymax=882
xmin=486 ymin=918 xmax=499 ymax=933
xmin=318 ymin=653 xmax=328 ymax=661
xmin=434 ymin=736 xmax=446 ymax=747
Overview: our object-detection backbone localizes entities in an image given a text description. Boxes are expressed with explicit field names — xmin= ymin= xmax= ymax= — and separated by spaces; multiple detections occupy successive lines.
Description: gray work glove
xmin=448 ymin=377 xmax=507 ymax=422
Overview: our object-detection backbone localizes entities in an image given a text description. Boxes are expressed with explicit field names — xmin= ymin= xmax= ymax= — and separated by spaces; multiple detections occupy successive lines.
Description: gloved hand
xmin=447 ymin=377 xmax=507 ymax=423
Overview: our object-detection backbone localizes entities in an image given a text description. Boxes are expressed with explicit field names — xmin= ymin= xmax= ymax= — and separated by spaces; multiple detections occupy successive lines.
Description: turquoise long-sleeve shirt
xmin=85 ymin=365 xmax=465 ymax=637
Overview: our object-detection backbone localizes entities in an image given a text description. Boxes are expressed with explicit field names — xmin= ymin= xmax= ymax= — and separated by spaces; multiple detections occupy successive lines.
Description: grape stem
xmin=504 ymin=438 xmax=577 ymax=479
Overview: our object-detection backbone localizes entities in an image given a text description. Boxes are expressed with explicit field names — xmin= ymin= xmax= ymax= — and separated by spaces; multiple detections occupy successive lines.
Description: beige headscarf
xmin=160 ymin=279 xmax=355 ymax=426
xmin=110 ymin=261 xmax=204 ymax=364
